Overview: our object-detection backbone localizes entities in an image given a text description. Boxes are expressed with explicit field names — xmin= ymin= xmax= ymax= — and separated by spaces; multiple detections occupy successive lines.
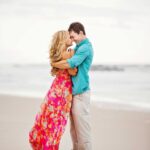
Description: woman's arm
xmin=51 ymin=49 xmax=78 ymax=74
xmin=59 ymin=48 xmax=77 ymax=75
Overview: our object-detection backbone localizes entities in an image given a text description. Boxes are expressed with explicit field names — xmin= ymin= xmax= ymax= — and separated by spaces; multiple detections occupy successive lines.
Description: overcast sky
xmin=0 ymin=0 xmax=150 ymax=64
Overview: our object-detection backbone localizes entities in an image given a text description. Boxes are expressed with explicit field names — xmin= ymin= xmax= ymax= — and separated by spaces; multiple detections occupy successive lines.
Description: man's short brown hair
xmin=68 ymin=22 xmax=86 ymax=35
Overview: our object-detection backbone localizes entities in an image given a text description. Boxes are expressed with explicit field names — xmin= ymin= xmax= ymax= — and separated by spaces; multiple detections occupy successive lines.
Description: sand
xmin=0 ymin=94 xmax=150 ymax=150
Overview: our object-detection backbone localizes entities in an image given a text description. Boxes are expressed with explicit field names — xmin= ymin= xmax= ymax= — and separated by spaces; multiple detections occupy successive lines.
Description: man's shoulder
xmin=77 ymin=42 xmax=92 ymax=52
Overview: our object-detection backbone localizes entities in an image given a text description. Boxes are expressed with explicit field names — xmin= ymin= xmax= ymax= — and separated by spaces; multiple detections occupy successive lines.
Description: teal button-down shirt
xmin=67 ymin=38 xmax=94 ymax=95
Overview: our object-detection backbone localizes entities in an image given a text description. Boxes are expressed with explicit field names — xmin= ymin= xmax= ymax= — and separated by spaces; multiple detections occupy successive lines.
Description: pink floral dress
xmin=29 ymin=69 xmax=72 ymax=150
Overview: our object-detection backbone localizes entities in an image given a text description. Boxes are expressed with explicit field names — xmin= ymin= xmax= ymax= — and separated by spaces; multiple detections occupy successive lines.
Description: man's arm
xmin=67 ymin=45 xmax=89 ymax=68
xmin=52 ymin=45 xmax=89 ymax=69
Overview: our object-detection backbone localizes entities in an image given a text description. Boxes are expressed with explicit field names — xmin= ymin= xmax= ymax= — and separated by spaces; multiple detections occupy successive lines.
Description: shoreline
xmin=1 ymin=92 xmax=150 ymax=111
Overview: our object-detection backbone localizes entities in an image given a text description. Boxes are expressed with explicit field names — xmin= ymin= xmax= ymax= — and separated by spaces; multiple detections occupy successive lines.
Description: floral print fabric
xmin=29 ymin=69 xmax=72 ymax=150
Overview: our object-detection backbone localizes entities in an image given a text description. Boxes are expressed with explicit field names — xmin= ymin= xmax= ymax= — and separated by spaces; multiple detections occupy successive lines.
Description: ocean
xmin=0 ymin=64 xmax=150 ymax=108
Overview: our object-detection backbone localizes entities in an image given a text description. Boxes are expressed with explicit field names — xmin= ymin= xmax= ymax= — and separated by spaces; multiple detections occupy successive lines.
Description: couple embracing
xmin=29 ymin=22 xmax=94 ymax=150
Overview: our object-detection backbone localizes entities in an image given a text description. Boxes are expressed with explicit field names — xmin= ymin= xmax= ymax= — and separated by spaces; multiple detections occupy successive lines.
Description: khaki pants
xmin=70 ymin=90 xmax=92 ymax=150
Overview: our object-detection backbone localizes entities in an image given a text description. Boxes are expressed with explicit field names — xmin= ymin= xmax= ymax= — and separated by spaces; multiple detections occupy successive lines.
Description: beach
xmin=1 ymin=0 xmax=150 ymax=149
xmin=0 ymin=94 xmax=150 ymax=150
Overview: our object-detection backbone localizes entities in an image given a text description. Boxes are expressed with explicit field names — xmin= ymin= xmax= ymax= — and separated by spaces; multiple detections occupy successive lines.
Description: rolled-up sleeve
xmin=67 ymin=45 xmax=89 ymax=68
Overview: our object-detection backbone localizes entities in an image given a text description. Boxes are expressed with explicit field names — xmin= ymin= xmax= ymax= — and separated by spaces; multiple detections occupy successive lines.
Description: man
xmin=52 ymin=22 xmax=93 ymax=150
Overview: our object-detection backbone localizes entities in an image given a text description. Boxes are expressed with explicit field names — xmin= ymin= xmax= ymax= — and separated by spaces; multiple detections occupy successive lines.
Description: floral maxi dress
xmin=29 ymin=69 xmax=72 ymax=150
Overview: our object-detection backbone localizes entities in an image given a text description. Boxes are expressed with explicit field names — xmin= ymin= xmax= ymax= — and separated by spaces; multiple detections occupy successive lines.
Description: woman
xmin=29 ymin=31 xmax=77 ymax=150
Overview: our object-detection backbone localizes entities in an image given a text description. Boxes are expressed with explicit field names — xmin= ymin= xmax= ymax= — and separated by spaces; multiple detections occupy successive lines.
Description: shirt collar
xmin=76 ymin=38 xmax=89 ymax=47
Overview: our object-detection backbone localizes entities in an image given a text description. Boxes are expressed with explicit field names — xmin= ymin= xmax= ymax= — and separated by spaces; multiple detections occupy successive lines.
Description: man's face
xmin=69 ymin=31 xmax=82 ymax=44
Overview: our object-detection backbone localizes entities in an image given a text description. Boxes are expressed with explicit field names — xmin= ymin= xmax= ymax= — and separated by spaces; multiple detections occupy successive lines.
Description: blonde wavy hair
xmin=49 ymin=30 xmax=69 ymax=76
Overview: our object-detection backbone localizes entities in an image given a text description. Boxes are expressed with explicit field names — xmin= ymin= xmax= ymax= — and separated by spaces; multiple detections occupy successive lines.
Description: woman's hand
xmin=69 ymin=48 xmax=74 ymax=57
xmin=68 ymin=68 xmax=78 ymax=76
xmin=62 ymin=48 xmax=74 ymax=60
